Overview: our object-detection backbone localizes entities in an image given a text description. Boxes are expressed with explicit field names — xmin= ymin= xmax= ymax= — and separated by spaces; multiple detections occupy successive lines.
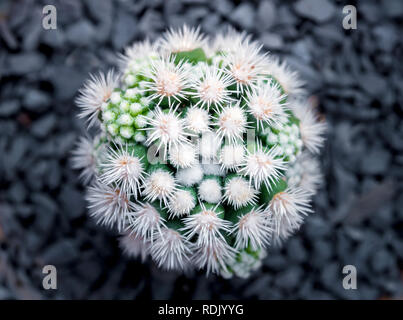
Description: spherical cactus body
xmin=73 ymin=26 xmax=326 ymax=278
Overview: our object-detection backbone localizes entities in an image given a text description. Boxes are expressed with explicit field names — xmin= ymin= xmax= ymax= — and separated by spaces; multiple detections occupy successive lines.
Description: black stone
xmin=112 ymin=10 xmax=137 ymax=50
xmin=41 ymin=29 xmax=66 ymax=49
xmin=214 ymin=0 xmax=233 ymax=16
xmin=256 ymin=1 xmax=276 ymax=31
xmin=0 ymin=99 xmax=20 ymax=117
xmin=201 ymin=14 xmax=221 ymax=34
xmin=41 ymin=240 xmax=80 ymax=265
xmin=138 ymin=10 xmax=164 ymax=36
xmin=371 ymin=249 xmax=396 ymax=274
xmin=31 ymin=114 xmax=57 ymax=138
xmin=230 ymin=3 xmax=255 ymax=30
xmin=273 ymin=266 xmax=303 ymax=291
xmin=357 ymin=73 xmax=388 ymax=98
xmin=84 ymin=0 xmax=113 ymax=22
xmin=359 ymin=146 xmax=391 ymax=175
xmin=263 ymin=252 xmax=287 ymax=271
xmin=286 ymin=238 xmax=307 ymax=263
xmin=66 ymin=21 xmax=96 ymax=47
xmin=382 ymin=0 xmax=403 ymax=18
xmin=31 ymin=192 xmax=58 ymax=216
xmin=260 ymin=33 xmax=284 ymax=50
xmin=59 ymin=186 xmax=86 ymax=219
xmin=49 ymin=66 xmax=85 ymax=101
xmin=8 ymin=182 xmax=27 ymax=203
xmin=7 ymin=53 xmax=45 ymax=75
xmin=294 ymin=0 xmax=336 ymax=23
xmin=23 ymin=90 xmax=51 ymax=112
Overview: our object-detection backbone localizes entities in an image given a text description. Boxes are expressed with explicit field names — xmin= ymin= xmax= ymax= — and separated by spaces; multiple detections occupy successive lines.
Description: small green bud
xmin=119 ymin=126 xmax=134 ymax=139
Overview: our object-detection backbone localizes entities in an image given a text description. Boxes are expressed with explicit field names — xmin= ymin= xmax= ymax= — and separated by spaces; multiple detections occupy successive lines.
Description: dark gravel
xmin=0 ymin=0 xmax=402 ymax=300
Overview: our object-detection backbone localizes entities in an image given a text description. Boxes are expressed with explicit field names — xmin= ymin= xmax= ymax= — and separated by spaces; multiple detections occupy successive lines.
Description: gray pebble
xmin=294 ymin=0 xmax=336 ymax=23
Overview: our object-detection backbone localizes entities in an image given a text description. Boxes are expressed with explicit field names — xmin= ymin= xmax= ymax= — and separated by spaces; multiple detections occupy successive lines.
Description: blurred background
xmin=0 ymin=0 xmax=402 ymax=299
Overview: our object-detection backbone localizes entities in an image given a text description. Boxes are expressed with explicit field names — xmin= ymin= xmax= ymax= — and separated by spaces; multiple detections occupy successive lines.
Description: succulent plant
xmin=72 ymin=26 xmax=326 ymax=278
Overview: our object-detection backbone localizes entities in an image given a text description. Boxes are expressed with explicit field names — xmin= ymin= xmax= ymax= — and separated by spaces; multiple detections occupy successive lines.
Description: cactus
xmin=72 ymin=26 xmax=326 ymax=278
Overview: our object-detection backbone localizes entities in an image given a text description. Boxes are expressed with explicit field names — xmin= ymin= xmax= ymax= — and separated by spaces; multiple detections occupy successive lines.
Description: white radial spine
xmin=158 ymin=25 xmax=207 ymax=54
xmin=198 ymin=178 xmax=222 ymax=204
xmin=199 ymin=131 xmax=221 ymax=161
xmin=167 ymin=188 xmax=196 ymax=218
xmin=291 ymin=100 xmax=327 ymax=154
xmin=150 ymin=227 xmax=192 ymax=271
xmin=71 ymin=136 xmax=96 ymax=184
xmin=215 ymin=102 xmax=248 ymax=144
xmin=287 ymin=152 xmax=323 ymax=195
xmin=86 ymin=181 xmax=133 ymax=232
xmin=76 ymin=70 xmax=120 ymax=127
xmin=119 ymin=39 xmax=158 ymax=74
xmin=181 ymin=204 xmax=235 ymax=274
xmin=223 ymin=176 xmax=258 ymax=209
xmin=119 ymin=231 xmax=149 ymax=262
xmin=224 ymin=40 xmax=269 ymax=94
xmin=184 ymin=106 xmax=211 ymax=134
xmin=168 ymin=143 xmax=197 ymax=169
xmin=191 ymin=236 xmax=236 ymax=275
xmin=142 ymin=56 xmax=191 ymax=107
xmin=267 ymin=186 xmax=312 ymax=244
xmin=219 ymin=144 xmax=246 ymax=170
xmin=175 ymin=163 xmax=204 ymax=187
xmin=128 ymin=203 xmax=166 ymax=242
xmin=181 ymin=204 xmax=231 ymax=247
xmin=231 ymin=207 xmax=272 ymax=250
xmin=144 ymin=107 xmax=190 ymax=157
xmin=240 ymin=143 xmax=287 ymax=190
xmin=266 ymin=57 xmax=305 ymax=96
xmin=245 ymin=81 xmax=288 ymax=130
xmin=142 ymin=169 xmax=177 ymax=206
xmin=190 ymin=63 xmax=235 ymax=111
xmin=211 ymin=27 xmax=250 ymax=55
xmin=201 ymin=163 xmax=225 ymax=176
xmin=99 ymin=145 xmax=145 ymax=197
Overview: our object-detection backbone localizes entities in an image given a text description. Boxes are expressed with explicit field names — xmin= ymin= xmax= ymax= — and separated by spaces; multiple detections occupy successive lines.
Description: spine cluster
xmin=73 ymin=26 xmax=326 ymax=278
